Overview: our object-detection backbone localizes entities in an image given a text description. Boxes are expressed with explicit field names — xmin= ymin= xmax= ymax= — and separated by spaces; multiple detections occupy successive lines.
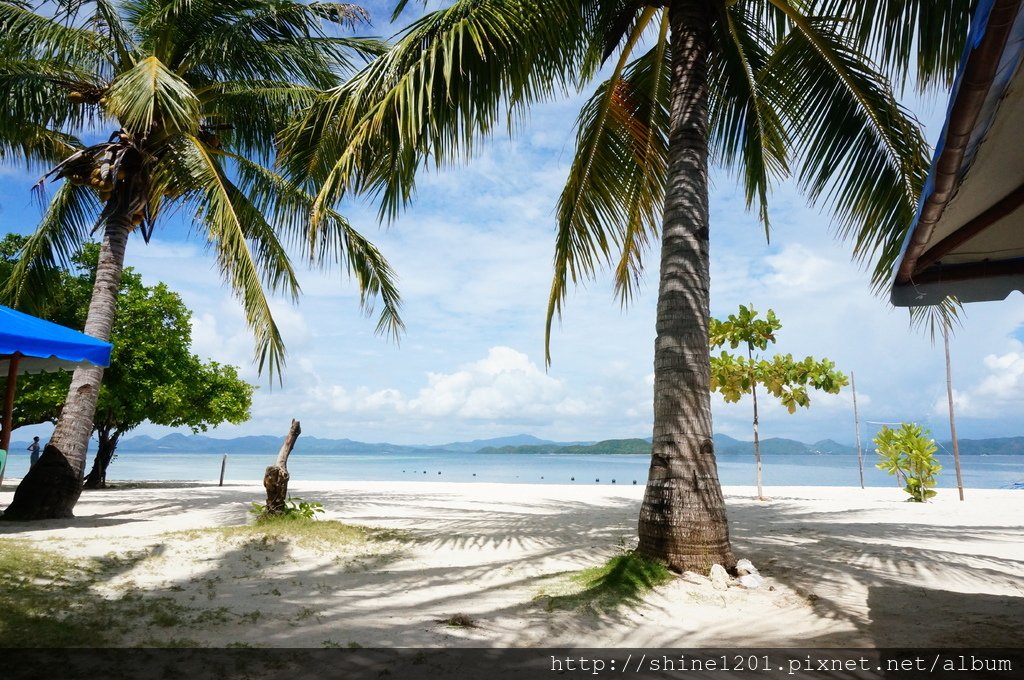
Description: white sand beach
xmin=1 ymin=480 xmax=1023 ymax=648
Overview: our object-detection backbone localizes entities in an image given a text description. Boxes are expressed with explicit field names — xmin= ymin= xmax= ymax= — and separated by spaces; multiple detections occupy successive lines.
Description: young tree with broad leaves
xmin=1 ymin=237 xmax=253 ymax=488
xmin=0 ymin=0 xmax=404 ymax=520
xmin=280 ymin=0 xmax=972 ymax=572
xmin=709 ymin=304 xmax=847 ymax=499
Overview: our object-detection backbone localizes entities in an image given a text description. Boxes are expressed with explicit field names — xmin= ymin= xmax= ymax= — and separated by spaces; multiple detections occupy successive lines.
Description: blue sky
xmin=4 ymin=5 xmax=1024 ymax=446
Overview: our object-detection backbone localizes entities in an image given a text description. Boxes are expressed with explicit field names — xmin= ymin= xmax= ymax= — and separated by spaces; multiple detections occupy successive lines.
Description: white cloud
xmin=762 ymin=244 xmax=842 ymax=292
xmin=250 ymin=344 xmax=609 ymax=443
xmin=332 ymin=346 xmax=590 ymax=421
xmin=976 ymin=347 xmax=1024 ymax=400
xmin=933 ymin=342 xmax=1024 ymax=418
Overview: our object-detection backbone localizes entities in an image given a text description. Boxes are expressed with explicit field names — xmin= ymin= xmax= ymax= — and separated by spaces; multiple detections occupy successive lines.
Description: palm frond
xmin=0 ymin=1 xmax=113 ymax=66
xmin=909 ymin=297 xmax=964 ymax=344
xmin=54 ymin=0 xmax=137 ymax=70
xmin=136 ymin=0 xmax=371 ymax=86
xmin=709 ymin=1 xmax=790 ymax=236
xmin=812 ymin=0 xmax=975 ymax=92
xmin=546 ymin=12 xmax=670 ymax=365
xmin=0 ymin=58 xmax=105 ymax=154
xmin=767 ymin=7 xmax=929 ymax=289
xmin=200 ymin=81 xmax=324 ymax=164
xmin=280 ymin=0 xmax=591 ymax=223
xmin=2 ymin=180 xmax=99 ymax=306
xmin=231 ymin=155 xmax=405 ymax=339
xmin=105 ymin=55 xmax=200 ymax=136
xmin=0 ymin=118 xmax=80 ymax=168
xmin=611 ymin=13 xmax=671 ymax=309
xmin=182 ymin=134 xmax=295 ymax=380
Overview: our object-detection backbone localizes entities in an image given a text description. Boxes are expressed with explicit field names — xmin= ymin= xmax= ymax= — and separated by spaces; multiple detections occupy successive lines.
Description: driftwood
xmin=262 ymin=419 xmax=300 ymax=516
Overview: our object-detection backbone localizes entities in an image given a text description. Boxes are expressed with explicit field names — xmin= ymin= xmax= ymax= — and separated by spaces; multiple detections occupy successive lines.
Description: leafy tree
xmin=709 ymin=304 xmax=847 ymax=499
xmin=874 ymin=423 xmax=941 ymax=502
xmin=280 ymin=1 xmax=970 ymax=571
xmin=0 ymin=0 xmax=403 ymax=519
xmin=2 ymin=238 xmax=254 ymax=488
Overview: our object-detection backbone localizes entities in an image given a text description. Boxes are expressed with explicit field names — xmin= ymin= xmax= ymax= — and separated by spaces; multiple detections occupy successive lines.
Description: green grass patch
xmin=0 ymin=540 xmax=171 ymax=646
xmin=0 ymin=519 xmax=410 ymax=647
xmin=0 ymin=540 xmax=104 ymax=646
xmin=185 ymin=518 xmax=407 ymax=551
xmin=543 ymin=551 xmax=674 ymax=613
xmin=1 ymin=540 xmax=236 ymax=647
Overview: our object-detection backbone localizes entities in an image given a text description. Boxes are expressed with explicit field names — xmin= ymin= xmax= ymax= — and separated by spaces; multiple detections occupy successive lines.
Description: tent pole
xmin=1 ymin=353 xmax=21 ymax=450
xmin=1 ymin=353 xmax=22 ymax=486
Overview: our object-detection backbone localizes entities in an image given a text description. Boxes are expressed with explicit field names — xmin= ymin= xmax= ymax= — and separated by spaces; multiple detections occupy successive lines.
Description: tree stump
xmin=262 ymin=419 xmax=300 ymax=516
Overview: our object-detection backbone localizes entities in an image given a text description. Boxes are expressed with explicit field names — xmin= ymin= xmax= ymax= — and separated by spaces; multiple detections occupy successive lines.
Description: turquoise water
xmin=4 ymin=450 xmax=1020 ymax=489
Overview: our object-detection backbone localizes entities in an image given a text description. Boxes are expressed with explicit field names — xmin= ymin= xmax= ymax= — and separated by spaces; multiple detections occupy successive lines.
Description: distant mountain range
xmin=9 ymin=432 xmax=1023 ymax=456
xmin=478 ymin=434 xmax=860 ymax=456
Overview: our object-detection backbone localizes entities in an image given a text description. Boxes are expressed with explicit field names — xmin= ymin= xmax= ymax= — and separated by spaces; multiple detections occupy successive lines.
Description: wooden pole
xmin=748 ymin=344 xmax=764 ymax=500
xmin=944 ymin=322 xmax=965 ymax=501
xmin=852 ymin=371 xmax=864 ymax=489
xmin=0 ymin=353 xmax=22 ymax=487
xmin=219 ymin=454 xmax=227 ymax=487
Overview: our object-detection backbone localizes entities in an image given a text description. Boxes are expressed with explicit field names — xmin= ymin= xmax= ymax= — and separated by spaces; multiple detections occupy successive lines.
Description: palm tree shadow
xmin=724 ymin=499 xmax=1024 ymax=647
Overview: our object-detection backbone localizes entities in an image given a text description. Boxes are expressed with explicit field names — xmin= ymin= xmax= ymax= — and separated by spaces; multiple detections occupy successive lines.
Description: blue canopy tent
xmin=0 ymin=304 xmax=113 ymax=482
xmin=891 ymin=0 xmax=1024 ymax=305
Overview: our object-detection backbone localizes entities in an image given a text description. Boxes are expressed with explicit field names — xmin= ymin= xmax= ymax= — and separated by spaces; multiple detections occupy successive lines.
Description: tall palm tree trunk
xmin=637 ymin=0 xmax=736 ymax=573
xmin=2 ymin=219 xmax=130 ymax=520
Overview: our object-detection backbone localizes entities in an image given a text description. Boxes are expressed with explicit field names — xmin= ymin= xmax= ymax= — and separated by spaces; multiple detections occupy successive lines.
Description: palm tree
xmin=281 ymin=0 xmax=972 ymax=572
xmin=0 ymin=0 xmax=404 ymax=520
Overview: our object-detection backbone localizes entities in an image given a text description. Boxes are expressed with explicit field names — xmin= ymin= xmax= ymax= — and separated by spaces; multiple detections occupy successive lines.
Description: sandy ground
xmin=1 ymin=479 xmax=1023 ymax=648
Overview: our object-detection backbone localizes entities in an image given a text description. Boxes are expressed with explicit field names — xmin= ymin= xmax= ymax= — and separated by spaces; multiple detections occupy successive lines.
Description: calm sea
xmin=4 ymin=450 xmax=1020 ymax=489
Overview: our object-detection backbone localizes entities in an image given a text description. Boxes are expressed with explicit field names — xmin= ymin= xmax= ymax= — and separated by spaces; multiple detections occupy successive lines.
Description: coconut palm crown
xmin=0 ymin=0 xmax=404 ymax=519
xmin=280 ymin=0 xmax=972 ymax=571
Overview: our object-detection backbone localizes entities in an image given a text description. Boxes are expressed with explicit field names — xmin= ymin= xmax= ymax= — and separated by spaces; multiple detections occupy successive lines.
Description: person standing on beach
xmin=27 ymin=437 xmax=41 ymax=466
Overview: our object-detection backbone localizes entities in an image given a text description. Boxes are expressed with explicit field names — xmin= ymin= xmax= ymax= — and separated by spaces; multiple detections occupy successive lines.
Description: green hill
xmin=477 ymin=438 xmax=652 ymax=455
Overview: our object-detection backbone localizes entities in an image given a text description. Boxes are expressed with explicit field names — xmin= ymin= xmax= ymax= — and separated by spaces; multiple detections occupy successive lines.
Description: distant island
xmin=478 ymin=434 xmax=1024 ymax=457
xmin=11 ymin=432 xmax=1024 ymax=456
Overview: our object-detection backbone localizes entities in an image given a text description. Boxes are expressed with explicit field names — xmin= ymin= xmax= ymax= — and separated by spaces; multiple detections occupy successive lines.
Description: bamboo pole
xmin=852 ymin=371 xmax=864 ymax=489
xmin=943 ymin=322 xmax=965 ymax=501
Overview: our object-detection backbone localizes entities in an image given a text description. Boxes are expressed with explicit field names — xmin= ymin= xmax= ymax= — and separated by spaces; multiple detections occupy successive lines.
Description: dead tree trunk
xmin=262 ymin=419 xmax=300 ymax=516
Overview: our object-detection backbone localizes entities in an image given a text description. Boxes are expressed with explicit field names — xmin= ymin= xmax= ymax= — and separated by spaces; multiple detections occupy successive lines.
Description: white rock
xmin=738 ymin=573 xmax=765 ymax=589
xmin=736 ymin=558 xmax=760 ymax=576
xmin=709 ymin=563 xmax=731 ymax=590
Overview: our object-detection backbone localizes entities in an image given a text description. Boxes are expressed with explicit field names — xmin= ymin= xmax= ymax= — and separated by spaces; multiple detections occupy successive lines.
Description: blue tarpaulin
xmin=890 ymin=0 xmax=1024 ymax=305
xmin=1 ymin=305 xmax=113 ymax=377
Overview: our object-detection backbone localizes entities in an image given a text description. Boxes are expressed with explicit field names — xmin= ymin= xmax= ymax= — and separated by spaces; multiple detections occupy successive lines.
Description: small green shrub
xmin=874 ymin=423 xmax=942 ymax=502
xmin=544 ymin=551 xmax=673 ymax=612
xmin=249 ymin=497 xmax=324 ymax=521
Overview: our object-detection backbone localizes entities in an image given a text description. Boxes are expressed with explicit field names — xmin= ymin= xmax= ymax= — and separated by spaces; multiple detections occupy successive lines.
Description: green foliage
xmin=2 ymin=235 xmax=254 ymax=428
xmin=250 ymin=497 xmax=325 ymax=522
xmin=874 ymin=423 xmax=941 ymax=502
xmin=709 ymin=304 xmax=847 ymax=413
xmin=543 ymin=551 xmax=673 ymax=613
xmin=280 ymin=2 xmax=968 ymax=365
xmin=710 ymin=304 xmax=780 ymax=352
xmin=0 ymin=0 xmax=403 ymax=380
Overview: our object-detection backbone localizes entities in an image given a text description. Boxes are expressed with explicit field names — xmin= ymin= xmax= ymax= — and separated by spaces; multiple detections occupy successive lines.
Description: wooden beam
xmin=913 ymin=182 xmax=1024 ymax=275
xmin=908 ymin=257 xmax=1024 ymax=285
